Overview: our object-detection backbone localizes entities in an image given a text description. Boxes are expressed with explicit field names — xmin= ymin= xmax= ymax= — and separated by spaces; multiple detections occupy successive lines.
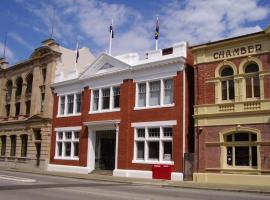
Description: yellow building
xmin=191 ymin=26 xmax=270 ymax=186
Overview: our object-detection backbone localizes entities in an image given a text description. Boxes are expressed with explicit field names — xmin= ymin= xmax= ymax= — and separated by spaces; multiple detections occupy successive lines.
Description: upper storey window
xmin=6 ymin=80 xmax=12 ymax=102
xmin=91 ymin=86 xmax=120 ymax=113
xmin=26 ymin=73 xmax=33 ymax=94
xmin=245 ymin=63 xmax=260 ymax=99
xmin=15 ymin=77 xmax=23 ymax=98
xmin=136 ymin=78 xmax=174 ymax=109
xmin=58 ymin=92 xmax=82 ymax=117
xmin=220 ymin=67 xmax=234 ymax=101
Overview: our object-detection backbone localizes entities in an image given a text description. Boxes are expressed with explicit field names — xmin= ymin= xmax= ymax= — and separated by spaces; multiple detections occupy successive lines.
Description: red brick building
xmin=48 ymin=42 xmax=194 ymax=180
xmin=191 ymin=26 xmax=270 ymax=185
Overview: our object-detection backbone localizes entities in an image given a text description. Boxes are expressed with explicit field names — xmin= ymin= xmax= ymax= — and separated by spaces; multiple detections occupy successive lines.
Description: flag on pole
xmin=110 ymin=23 xmax=114 ymax=38
xmin=76 ymin=42 xmax=79 ymax=63
xmin=109 ymin=19 xmax=114 ymax=55
xmin=155 ymin=18 xmax=159 ymax=40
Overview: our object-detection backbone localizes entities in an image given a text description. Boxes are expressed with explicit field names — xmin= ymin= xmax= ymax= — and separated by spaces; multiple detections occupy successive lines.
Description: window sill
xmin=132 ymin=160 xmax=174 ymax=165
xmin=54 ymin=156 xmax=79 ymax=160
xmin=89 ymin=108 xmax=120 ymax=114
xmin=208 ymin=167 xmax=260 ymax=174
xmin=219 ymin=100 xmax=235 ymax=104
xmin=134 ymin=103 xmax=175 ymax=110
xmin=244 ymin=97 xmax=261 ymax=101
xmin=57 ymin=113 xmax=81 ymax=118
xmin=221 ymin=166 xmax=258 ymax=170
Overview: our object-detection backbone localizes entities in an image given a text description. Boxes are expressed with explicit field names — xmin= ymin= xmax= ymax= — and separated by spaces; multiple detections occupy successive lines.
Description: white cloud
xmin=9 ymin=32 xmax=34 ymax=50
xmin=17 ymin=0 xmax=269 ymax=57
xmin=112 ymin=26 xmax=152 ymax=56
xmin=159 ymin=0 xmax=269 ymax=45
xmin=20 ymin=1 xmax=74 ymax=41
xmin=0 ymin=42 xmax=16 ymax=63
xmin=230 ymin=25 xmax=263 ymax=37
xmin=76 ymin=0 xmax=142 ymax=46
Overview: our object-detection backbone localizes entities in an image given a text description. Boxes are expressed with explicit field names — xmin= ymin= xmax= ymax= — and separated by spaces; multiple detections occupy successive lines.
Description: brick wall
xmin=50 ymin=66 xmax=194 ymax=173
xmin=194 ymin=53 xmax=270 ymax=105
xmin=195 ymin=124 xmax=270 ymax=173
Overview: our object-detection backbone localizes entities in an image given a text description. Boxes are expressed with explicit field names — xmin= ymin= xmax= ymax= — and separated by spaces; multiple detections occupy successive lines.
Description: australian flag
xmin=155 ymin=18 xmax=159 ymax=40
xmin=110 ymin=24 xmax=114 ymax=38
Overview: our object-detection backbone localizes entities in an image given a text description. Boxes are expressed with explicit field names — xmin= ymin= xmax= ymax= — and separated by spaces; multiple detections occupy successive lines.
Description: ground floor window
xmin=55 ymin=130 xmax=80 ymax=159
xmin=0 ymin=136 xmax=6 ymax=156
xmin=10 ymin=135 xmax=16 ymax=157
xmin=224 ymin=132 xmax=258 ymax=168
xmin=134 ymin=126 xmax=173 ymax=163
xmin=21 ymin=134 xmax=28 ymax=157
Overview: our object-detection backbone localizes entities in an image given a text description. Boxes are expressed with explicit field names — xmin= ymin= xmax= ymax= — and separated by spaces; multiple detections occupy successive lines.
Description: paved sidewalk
xmin=1 ymin=167 xmax=270 ymax=194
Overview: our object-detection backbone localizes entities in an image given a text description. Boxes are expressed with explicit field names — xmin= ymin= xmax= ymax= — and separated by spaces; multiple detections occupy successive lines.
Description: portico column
xmin=88 ymin=128 xmax=96 ymax=172
xmin=115 ymin=123 xmax=119 ymax=170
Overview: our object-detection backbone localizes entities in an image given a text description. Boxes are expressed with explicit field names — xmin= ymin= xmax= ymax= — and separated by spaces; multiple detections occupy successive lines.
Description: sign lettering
xmin=213 ymin=44 xmax=262 ymax=59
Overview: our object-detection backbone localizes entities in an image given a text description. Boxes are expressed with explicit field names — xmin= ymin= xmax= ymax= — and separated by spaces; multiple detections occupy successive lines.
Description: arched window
xmin=6 ymin=80 xmax=13 ymax=101
xmin=224 ymin=132 xmax=257 ymax=168
xmin=26 ymin=73 xmax=33 ymax=94
xmin=16 ymin=77 xmax=23 ymax=97
xmin=245 ymin=63 xmax=260 ymax=98
xmin=220 ymin=66 xmax=234 ymax=101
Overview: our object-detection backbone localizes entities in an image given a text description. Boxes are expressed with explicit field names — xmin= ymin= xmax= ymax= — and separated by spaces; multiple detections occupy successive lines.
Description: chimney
xmin=0 ymin=57 xmax=9 ymax=69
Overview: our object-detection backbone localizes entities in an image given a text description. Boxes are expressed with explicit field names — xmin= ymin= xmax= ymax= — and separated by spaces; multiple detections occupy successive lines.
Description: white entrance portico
xmin=84 ymin=120 xmax=120 ymax=173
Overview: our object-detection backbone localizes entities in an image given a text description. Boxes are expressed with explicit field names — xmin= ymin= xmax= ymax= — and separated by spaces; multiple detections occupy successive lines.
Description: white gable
xmin=79 ymin=53 xmax=131 ymax=80
xmin=100 ymin=63 xmax=114 ymax=70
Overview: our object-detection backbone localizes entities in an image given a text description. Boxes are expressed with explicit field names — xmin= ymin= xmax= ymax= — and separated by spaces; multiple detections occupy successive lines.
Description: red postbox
xmin=152 ymin=164 xmax=172 ymax=180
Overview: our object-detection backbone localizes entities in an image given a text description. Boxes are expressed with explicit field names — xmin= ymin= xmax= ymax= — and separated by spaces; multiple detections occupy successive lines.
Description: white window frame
xmin=244 ymin=72 xmax=260 ymax=100
xmin=54 ymin=129 xmax=80 ymax=160
xmin=57 ymin=92 xmax=82 ymax=117
xmin=132 ymin=126 xmax=174 ymax=165
xmin=223 ymin=132 xmax=258 ymax=169
xmin=89 ymin=85 xmax=121 ymax=114
xmin=135 ymin=78 xmax=174 ymax=110
xmin=220 ymin=77 xmax=235 ymax=102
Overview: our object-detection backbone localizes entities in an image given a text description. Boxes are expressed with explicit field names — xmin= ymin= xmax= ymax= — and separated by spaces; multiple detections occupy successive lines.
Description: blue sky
xmin=0 ymin=0 xmax=269 ymax=64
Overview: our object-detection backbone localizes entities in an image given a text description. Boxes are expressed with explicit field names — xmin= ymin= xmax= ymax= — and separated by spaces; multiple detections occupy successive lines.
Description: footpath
xmin=1 ymin=167 xmax=270 ymax=194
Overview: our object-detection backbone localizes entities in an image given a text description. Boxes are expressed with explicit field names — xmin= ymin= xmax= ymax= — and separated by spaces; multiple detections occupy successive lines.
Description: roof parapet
xmin=41 ymin=38 xmax=60 ymax=51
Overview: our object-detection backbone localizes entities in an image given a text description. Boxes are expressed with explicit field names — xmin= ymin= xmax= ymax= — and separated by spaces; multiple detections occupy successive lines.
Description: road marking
xmin=0 ymin=175 xmax=36 ymax=183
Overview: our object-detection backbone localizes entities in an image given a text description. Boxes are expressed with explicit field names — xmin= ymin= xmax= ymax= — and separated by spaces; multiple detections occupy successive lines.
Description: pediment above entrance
xmin=79 ymin=53 xmax=131 ymax=80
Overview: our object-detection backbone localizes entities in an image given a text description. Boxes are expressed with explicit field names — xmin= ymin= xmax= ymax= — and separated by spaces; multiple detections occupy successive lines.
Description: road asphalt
xmin=0 ymin=167 xmax=270 ymax=195
xmin=0 ymin=170 xmax=270 ymax=200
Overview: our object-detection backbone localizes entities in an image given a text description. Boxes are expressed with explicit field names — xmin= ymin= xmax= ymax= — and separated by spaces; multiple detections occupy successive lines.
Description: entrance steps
xmin=91 ymin=170 xmax=113 ymax=176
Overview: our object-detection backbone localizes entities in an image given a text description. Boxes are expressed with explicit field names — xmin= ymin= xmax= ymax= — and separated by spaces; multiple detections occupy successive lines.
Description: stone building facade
xmin=0 ymin=39 xmax=94 ymax=170
xmin=191 ymin=26 xmax=270 ymax=185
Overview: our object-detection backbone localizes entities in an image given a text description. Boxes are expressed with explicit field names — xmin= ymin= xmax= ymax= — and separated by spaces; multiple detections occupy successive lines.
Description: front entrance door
xmin=95 ymin=130 xmax=115 ymax=170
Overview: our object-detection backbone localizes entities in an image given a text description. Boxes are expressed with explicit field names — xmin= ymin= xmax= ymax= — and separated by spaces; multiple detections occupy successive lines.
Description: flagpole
xmin=50 ymin=7 xmax=55 ymax=38
xmin=74 ymin=41 xmax=79 ymax=76
xmin=155 ymin=16 xmax=159 ymax=51
xmin=109 ymin=19 xmax=113 ymax=55
xmin=3 ymin=32 xmax=7 ymax=59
